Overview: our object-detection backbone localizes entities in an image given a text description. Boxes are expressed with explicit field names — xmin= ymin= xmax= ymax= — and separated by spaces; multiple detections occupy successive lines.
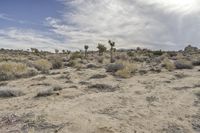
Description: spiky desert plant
xmin=30 ymin=48 xmax=40 ymax=55
xmin=84 ymin=45 xmax=89 ymax=59
xmin=55 ymin=49 xmax=59 ymax=54
xmin=108 ymin=40 xmax=115 ymax=63
xmin=62 ymin=50 xmax=66 ymax=54
xmin=97 ymin=43 xmax=107 ymax=56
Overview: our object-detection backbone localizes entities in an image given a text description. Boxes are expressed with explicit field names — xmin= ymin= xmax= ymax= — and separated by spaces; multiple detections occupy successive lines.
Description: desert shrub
xmin=33 ymin=59 xmax=52 ymax=73
xmin=70 ymin=52 xmax=83 ymax=60
xmin=49 ymin=56 xmax=63 ymax=69
xmin=35 ymin=88 xmax=56 ymax=97
xmin=67 ymin=60 xmax=77 ymax=67
xmin=0 ymin=87 xmax=25 ymax=98
xmin=152 ymin=50 xmax=164 ymax=56
xmin=115 ymin=61 xmax=138 ymax=78
xmin=162 ymin=58 xmax=175 ymax=71
xmin=0 ymin=62 xmax=38 ymax=81
xmin=97 ymin=57 xmax=104 ymax=63
xmin=174 ymin=59 xmax=193 ymax=69
xmin=52 ymin=85 xmax=63 ymax=91
xmin=106 ymin=63 xmax=124 ymax=72
xmin=90 ymin=74 xmax=107 ymax=79
xmin=174 ymin=73 xmax=188 ymax=79
xmin=173 ymin=53 xmax=185 ymax=60
xmin=87 ymin=63 xmax=99 ymax=69
xmin=192 ymin=59 xmax=200 ymax=66
xmin=88 ymin=84 xmax=116 ymax=92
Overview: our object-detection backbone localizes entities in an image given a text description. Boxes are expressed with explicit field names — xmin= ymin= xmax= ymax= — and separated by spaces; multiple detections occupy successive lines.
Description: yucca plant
xmin=97 ymin=43 xmax=107 ymax=56
xmin=108 ymin=40 xmax=115 ymax=63
xmin=84 ymin=45 xmax=89 ymax=59
xmin=55 ymin=49 xmax=59 ymax=54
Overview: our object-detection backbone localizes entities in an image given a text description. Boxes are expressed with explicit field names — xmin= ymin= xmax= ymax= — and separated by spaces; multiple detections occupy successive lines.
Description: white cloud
xmin=0 ymin=13 xmax=13 ymax=21
xmin=1 ymin=0 xmax=200 ymax=51
xmin=46 ymin=0 xmax=200 ymax=50
xmin=0 ymin=28 xmax=67 ymax=51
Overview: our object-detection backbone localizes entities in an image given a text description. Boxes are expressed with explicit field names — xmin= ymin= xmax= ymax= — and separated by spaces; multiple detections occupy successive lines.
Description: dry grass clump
xmin=0 ymin=62 xmax=37 ymax=81
xmin=115 ymin=61 xmax=138 ymax=78
xmin=52 ymin=85 xmax=63 ymax=91
xmin=33 ymin=59 xmax=52 ymax=74
xmin=67 ymin=60 xmax=78 ymax=67
xmin=49 ymin=56 xmax=63 ymax=69
xmin=162 ymin=58 xmax=175 ymax=71
xmin=90 ymin=74 xmax=107 ymax=79
xmin=174 ymin=73 xmax=188 ymax=79
xmin=88 ymin=84 xmax=116 ymax=92
xmin=35 ymin=88 xmax=57 ymax=97
xmin=87 ymin=63 xmax=99 ymax=69
xmin=0 ymin=87 xmax=25 ymax=98
xmin=174 ymin=59 xmax=193 ymax=69
xmin=195 ymin=91 xmax=200 ymax=99
xmin=192 ymin=58 xmax=200 ymax=66
xmin=106 ymin=63 xmax=124 ymax=72
xmin=70 ymin=52 xmax=83 ymax=60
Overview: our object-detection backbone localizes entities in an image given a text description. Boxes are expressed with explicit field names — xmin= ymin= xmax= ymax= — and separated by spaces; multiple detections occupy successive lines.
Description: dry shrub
xmin=115 ymin=61 xmax=137 ymax=78
xmin=49 ymin=56 xmax=63 ymax=69
xmin=88 ymin=84 xmax=116 ymax=92
xmin=106 ymin=63 xmax=124 ymax=72
xmin=35 ymin=88 xmax=55 ymax=97
xmin=97 ymin=57 xmax=104 ymax=64
xmin=67 ymin=60 xmax=78 ymax=67
xmin=174 ymin=59 xmax=193 ymax=69
xmin=162 ymin=58 xmax=175 ymax=71
xmin=67 ymin=59 xmax=83 ymax=70
xmin=33 ymin=59 xmax=52 ymax=73
xmin=0 ymin=87 xmax=25 ymax=98
xmin=0 ymin=62 xmax=37 ymax=81
xmin=70 ymin=52 xmax=82 ymax=60
xmin=192 ymin=58 xmax=200 ymax=66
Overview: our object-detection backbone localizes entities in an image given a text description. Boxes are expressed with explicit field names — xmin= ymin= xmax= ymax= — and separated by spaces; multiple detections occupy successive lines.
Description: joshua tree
xmin=55 ymin=49 xmax=59 ymax=54
xmin=97 ymin=43 xmax=107 ymax=56
xmin=62 ymin=50 xmax=66 ymax=54
xmin=30 ymin=48 xmax=39 ymax=55
xmin=108 ymin=40 xmax=115 ymax=63
xmin=67 ymin=50 xmax=71 ymax=55
xmin=127 ymin=51 xmax=135 ymax=62
xmin=84 ymin=45 xmax=89 ymax=59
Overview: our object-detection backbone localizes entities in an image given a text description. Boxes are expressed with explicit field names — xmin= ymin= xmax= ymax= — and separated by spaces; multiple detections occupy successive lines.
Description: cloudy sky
xmin=0 ymin=0 xmax=200 ymax=51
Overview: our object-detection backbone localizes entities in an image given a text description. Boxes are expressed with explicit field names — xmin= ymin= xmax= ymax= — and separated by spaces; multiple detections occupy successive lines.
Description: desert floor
xmin=0 ymin=66 xmax=200 ymax=133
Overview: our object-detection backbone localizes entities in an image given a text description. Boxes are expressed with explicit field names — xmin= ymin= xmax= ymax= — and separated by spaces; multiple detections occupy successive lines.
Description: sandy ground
xmin=0 ymin=66 xmax=200 ymax=133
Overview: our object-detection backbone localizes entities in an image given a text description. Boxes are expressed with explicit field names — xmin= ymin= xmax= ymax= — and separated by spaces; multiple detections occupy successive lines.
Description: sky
xmin=0 ymin=0 xmax=200 ymax=51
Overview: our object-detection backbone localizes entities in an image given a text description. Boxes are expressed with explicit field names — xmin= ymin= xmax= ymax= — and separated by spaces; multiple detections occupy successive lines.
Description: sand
xmin=0 ymin=66 xmax=200 ymax=133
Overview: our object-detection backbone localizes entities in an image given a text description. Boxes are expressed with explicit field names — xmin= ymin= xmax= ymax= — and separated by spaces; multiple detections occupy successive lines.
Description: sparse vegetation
xmin=0 ymin=62 xmax=37 ymax=81
xmin=97 ymin=43 xmax=107 ymax=56
xmin=49 ymin=56 xmax=63 ymax=69
xmin=108 ymin=40 xmax=115 ymax=63
xmin=0 ymin=87 xmax=25 ymax=98
xmin=106 ymin=63 xmax=124 ymax=72
xmin=33 ymin=59 xmax=52 ymax=74
xmin=35 ymin=88 xmax=57 ymax=97
xmin=52 ymin=85 xmax=63 ymax=91
xmin=1 ymin=43 xmax=200 ymax=133
xmin=174 ymin=59 xmax=193 ymax=69
xmin=90 ymin=74 xmax=107 ymax=79
xmin=88 ymin=84 xmax=116 ymax=92
xmin=162 ymin=58 xmax=175 ymax=71
xmin=70 ymin=52 xmax=83 ymax=60
xmin=115 ymin=61 xmax=137 ymax=78
xmin=84 ymin=45 xmax=89 ymax=59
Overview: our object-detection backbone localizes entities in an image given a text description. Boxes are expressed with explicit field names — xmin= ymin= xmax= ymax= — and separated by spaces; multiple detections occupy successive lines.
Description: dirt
xmin=0 ymin=67 xmax=200 ymax=133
